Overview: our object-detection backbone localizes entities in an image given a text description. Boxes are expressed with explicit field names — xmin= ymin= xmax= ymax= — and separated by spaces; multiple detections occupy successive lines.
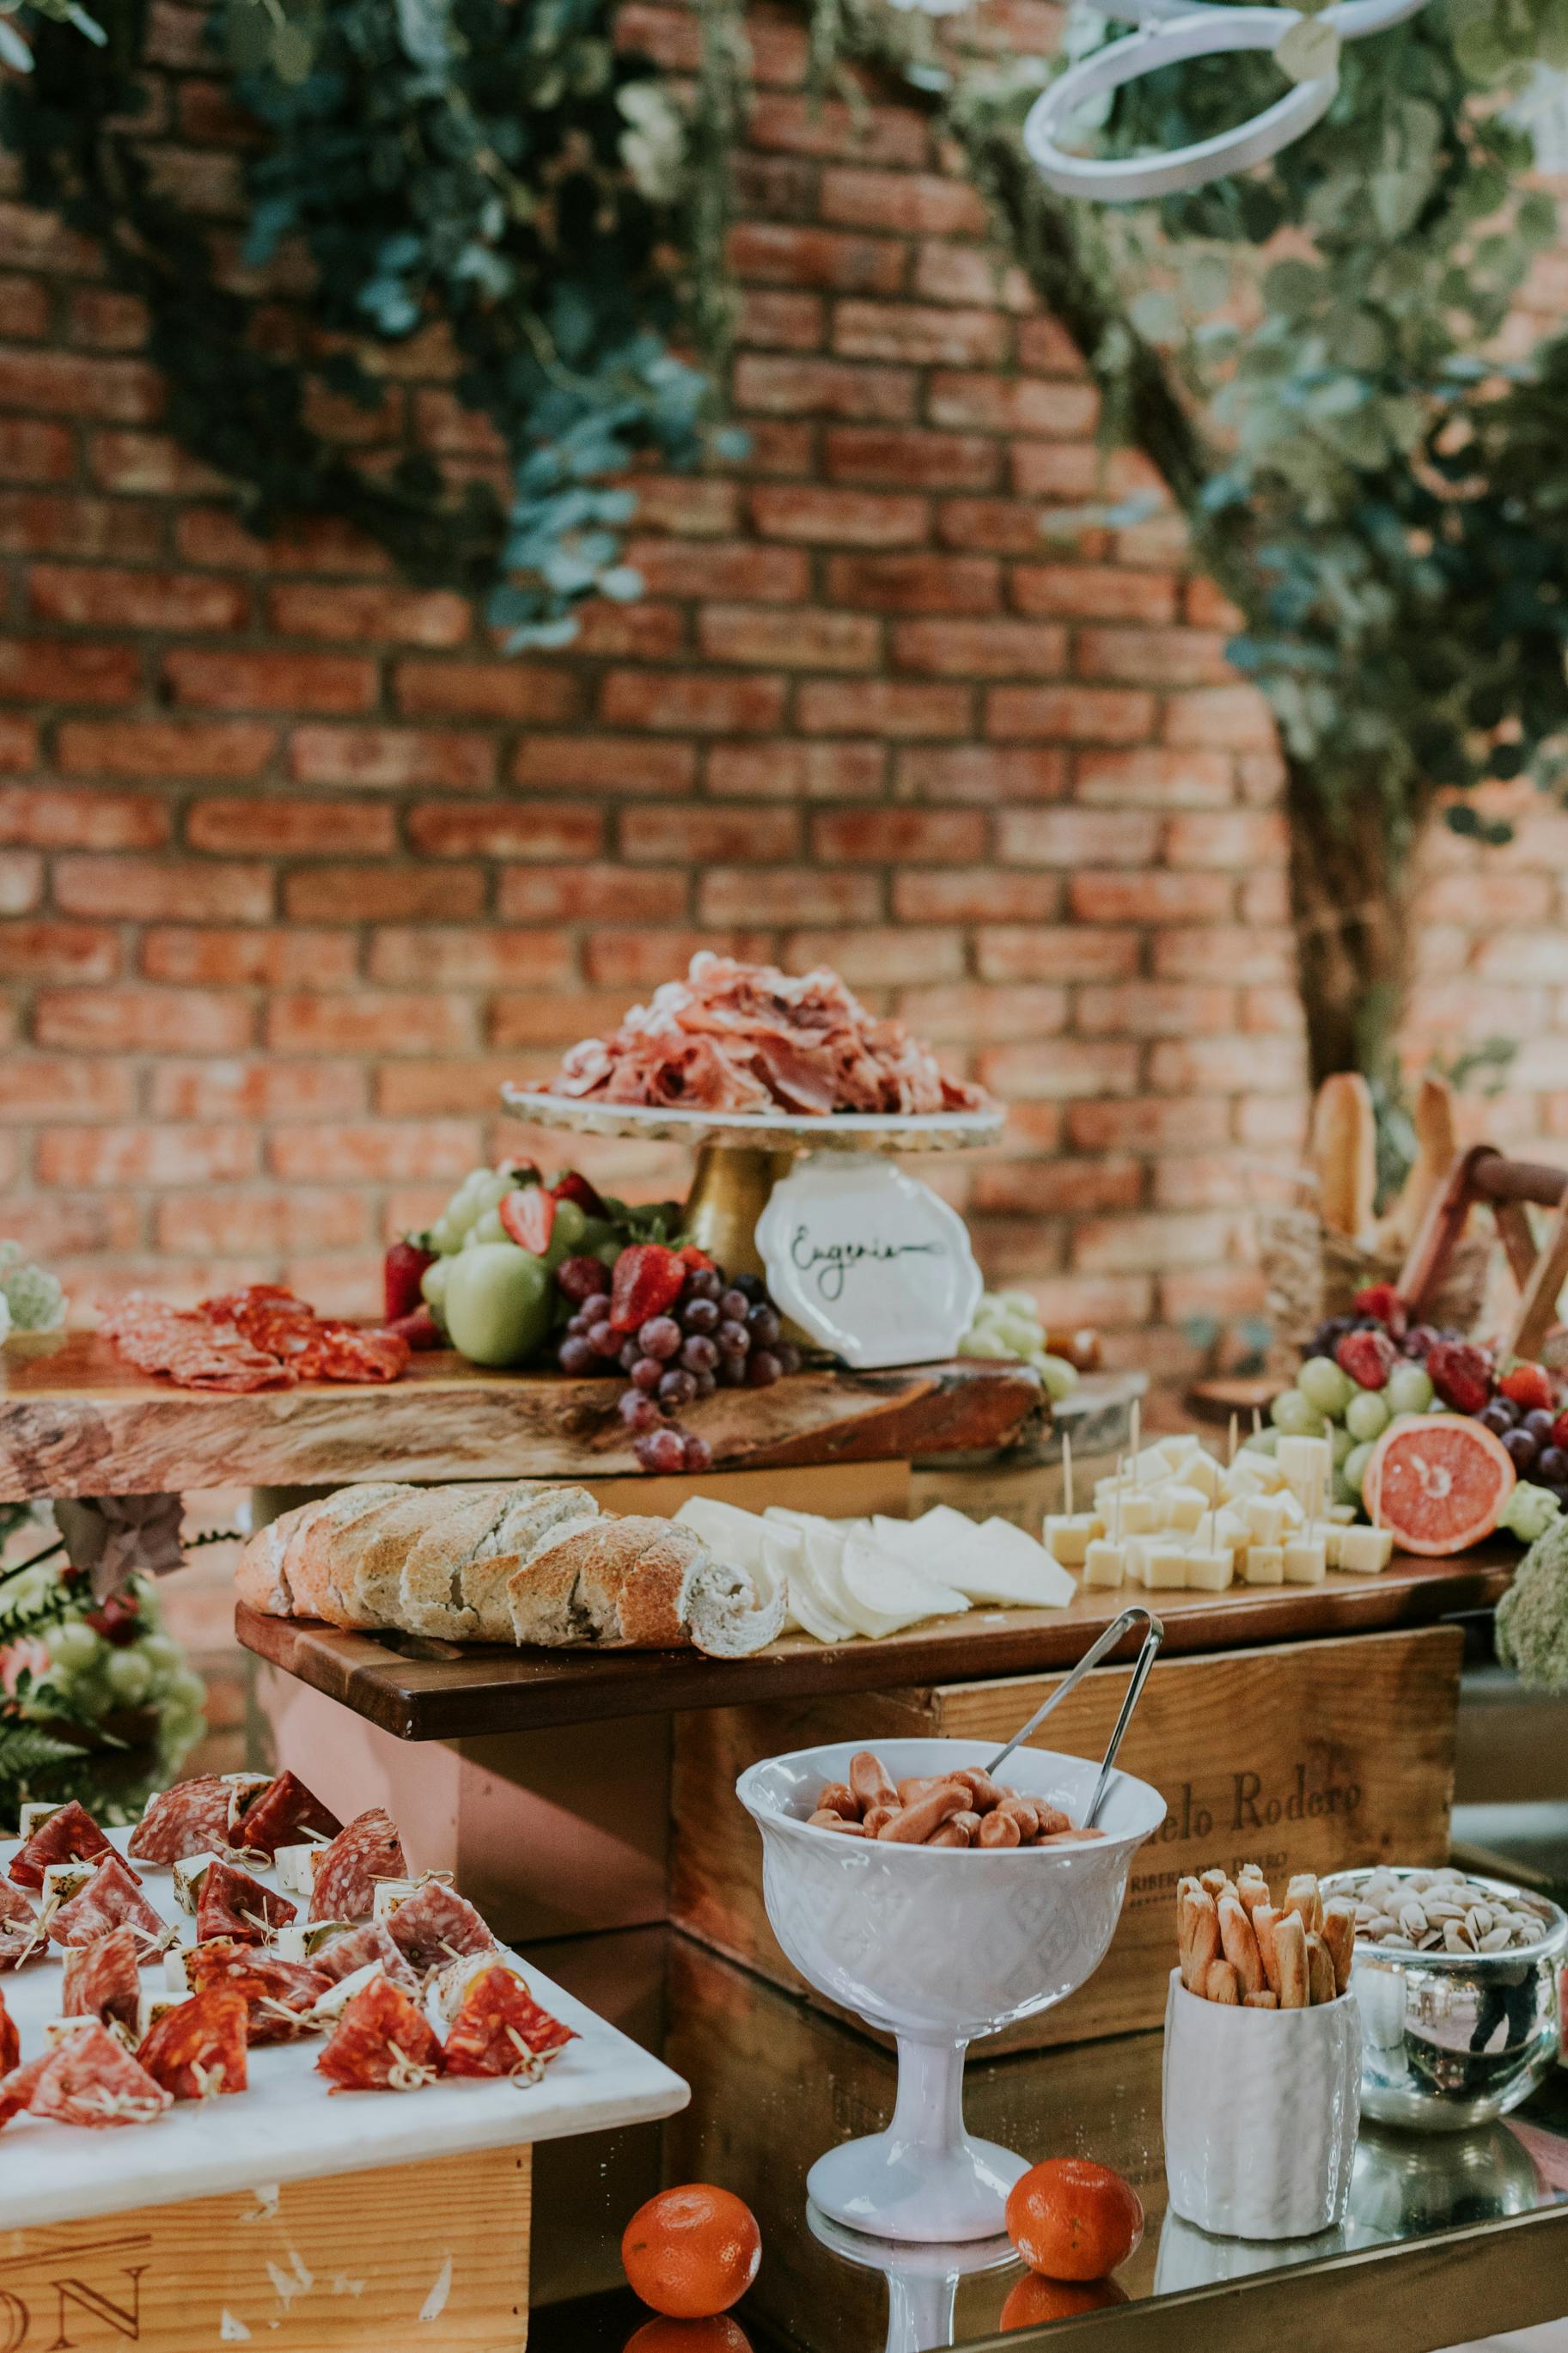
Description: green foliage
xmin=1496 ymin=1510 xmax=1568 ymax=1691
xmin=3 ymin=0 xmax=720 ymax=642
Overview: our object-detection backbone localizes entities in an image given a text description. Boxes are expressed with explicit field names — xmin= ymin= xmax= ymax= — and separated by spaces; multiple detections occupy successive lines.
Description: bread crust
xmin=397 ymin=1486 xmax=517 ymax=1640
xmin=234 ymin=1519 xmax=292 ymax=1617
xmin=350 ymin=1488 xmax=498 ymax=1627
xmin=504 ymin=1515 xmax=705 ymax=1647
xmin=460 ymin=1490 xmax=600 ymax=1642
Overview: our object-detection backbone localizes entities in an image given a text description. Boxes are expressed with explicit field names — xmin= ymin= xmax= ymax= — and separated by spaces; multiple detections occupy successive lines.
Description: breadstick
xmin=1321 ymin=1899 xmax=1357 ymax=1995
xmin=1244 ymin=1989 xmax=1278 ymax=2009
xmin=1177 ymin=1885 xmax=1202 ymax=1985
xmin=1273 ymin=1911 xmax=1309 ymax=2008
xmin=1284 ymin=1873 xmax=1323 ymax=1934
xmin=1306 ymin=1929 xmax=1336 ymax=2008
xmin=1217 ymin=1893 xmax=1265 ymax=1997
xmin=1236 ymin=1867 xmax=1270 ymax=1919
xmin=1205 ymin=1959 xmax=1242 ymax=2004
xmin=1185 ymin=1887 xmax=1220 ymax=1989
xmin=1252 ymin=1904 xmax=1283 ymax=1994
xmin=1199 ymin=1868 xmax=1229 ymax=1898
xmin=1312 ymin=1072 xmax=1376 ymax=1238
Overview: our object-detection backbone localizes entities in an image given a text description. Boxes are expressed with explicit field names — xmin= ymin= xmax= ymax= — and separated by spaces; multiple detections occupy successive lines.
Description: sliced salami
xmin=0 ymin=1885 xmax=42 ymax=1974
xmin=25 ymin=2021 xmax=171 ymax=2128
xmin=0 ymin=1992 xmax=16 ymax=2081
xmin=311 ymin=1919 xmax=418 ymax=1993
xmin=9 ymin=1800 xmax=116 ymax=1891
xmin=183 ymin=1940 xmax=329 ymax=2045
xmin=442 ymin=1965 xmax=577 ymax=2080
xmin=316 ymin=1973 xmax=442 ymax=2093
xmin=193 ymin=1860 xmax=296 ymax=1947
xmin=231 ymin=1769 xmax=341 ymax=1860
xmin=128 ymin=1779 xmax=234 ymax=1867
xmin=46 ymin=1856 xmax=170 ymax=1954
xmin=0 ymin=2051 xmax=50 ymax=2129
xmin=308 ymin=1809 xmax=406 ymax=1924
xmin=383 ymin=1879 xmax=493 ymax=1976
xmin=60 ymin=1924 xmax=143 ymax=2033
xmin=137 ymin=1989 xmax=249 ymax=2100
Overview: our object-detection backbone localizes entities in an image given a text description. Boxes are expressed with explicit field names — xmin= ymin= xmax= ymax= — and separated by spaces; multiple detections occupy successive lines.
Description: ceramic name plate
xmin=755 ymin=1154 xmax=983 ymax=1369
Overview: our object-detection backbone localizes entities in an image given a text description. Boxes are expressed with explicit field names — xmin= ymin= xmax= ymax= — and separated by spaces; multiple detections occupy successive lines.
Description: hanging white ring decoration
xmin=1023 ymin=9 xmax=1338 ymax=201
xmin=1058 ymin=0 xmax=1428 ymax=28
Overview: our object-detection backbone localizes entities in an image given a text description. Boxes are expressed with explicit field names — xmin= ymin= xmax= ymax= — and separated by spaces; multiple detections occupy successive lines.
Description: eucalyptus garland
xmin=3 ymin=0 xmax=729 ymax=640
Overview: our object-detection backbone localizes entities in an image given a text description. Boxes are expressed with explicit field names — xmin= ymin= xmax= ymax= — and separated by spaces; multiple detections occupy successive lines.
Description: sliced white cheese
xmin=16 ymin=1800 xmax=64 ymax=1841
xmin=272 ymin=1919 xmax=351 ymax=1964
xmin=836 ymin=1536 xmax=968 ymax=1639
xmin=39 ymin=1860 xmax=98 ymax=1917
xmin=370 ymin=1878 xmax=420 ymax=1926
xmin=137 ymin=1989 xmax=183 ymax=2039
xmin=309 ymin=1960 xmax=385 ymax=2022
xmin=948 ymin=1517 xmax=1075 ymax=1609
xmin=163 ymin=1946 xmax=190 ymax=1992
xmin=173 ymin=1852 xmax=222 ymax=1916
xmin=868 ymin=1507 xmax=974 ymax=1580
xmin=274 ymin=1843 xmax=326 ymax=1896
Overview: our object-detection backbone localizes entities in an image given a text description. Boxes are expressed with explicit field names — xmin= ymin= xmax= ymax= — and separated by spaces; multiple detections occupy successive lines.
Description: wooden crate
xmin=669 ymin=1624 xmax=1462 ymax=2051
xmin=0 ymin=2147 xmax=529 ymax=2352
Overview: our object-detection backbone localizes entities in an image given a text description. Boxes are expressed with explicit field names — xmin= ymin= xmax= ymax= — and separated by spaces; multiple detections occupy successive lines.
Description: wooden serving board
xmin=0 ymin=1331 xmax=1040 ymax=1500
xmin=235 ymin=1541 xmax=1515 ymax=1741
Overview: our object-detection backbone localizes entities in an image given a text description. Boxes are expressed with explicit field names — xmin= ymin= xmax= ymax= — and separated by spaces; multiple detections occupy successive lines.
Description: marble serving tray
xmin=0 ymin=1828 xmax=688 ymax=2230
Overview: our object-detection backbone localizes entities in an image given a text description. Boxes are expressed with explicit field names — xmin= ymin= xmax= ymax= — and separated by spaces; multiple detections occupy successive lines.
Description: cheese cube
xmin=1183 ymin=1548 xmax=1235 ymax=1592
xmin=1338 ymin=1525 xmax=1394 ymax=1575
xmin=164 ymin=1947 xmax=190 ymax=1992
xmin=173 ymin=1852 xmax=221 ymax=1916
xmin=1044 ymin=1513 xmax=1104 ymax=1568
xmin=1119 ymin=1493 xmax=1162 ymax=1537
xmin=1130 ymin=1445 xmax=1177 ymax=1485
xmin=1183 ymin=1451 xmax=1223 ymax=1503
xmin=1329 ymin=1503 xmax=1356 ymax=1525
xmin=1212 ymin=1507 xmax=1248 ymax=1555
xmin=274 ymin=1842 xmax=326 ymax=1896
xmin=1283 ymin=1537 xmax=1327 ymax=1586
xmin=137 ymin=1989 xmax=182 ymax=2039
xmin=1082 ymin=1539 xmax=1126 ymax=1590
xmin=311 ymin=1961 xmax=385 ymax=2021
xmin=1122 ymin=1537 xmax=1150 ymax=1586
xmin=272 ymin=1920 xmax=351 ymax=1965
xmin=1322 ymin=1524 xmax=1344 ymax=1568
xmin=1220 ymin=1457 xmax=1268 ymax=1503
xmin=1242 ymin=1544 xmax=1284 ymax=1586
xmin=1277 ymin=1489 xmax=1306 ymax=1530
xmin=16 ymin=1801 xmax=63 ymax=1840
xmin=1155 ymin=1433 xmax=1203 ymax=1472
xmin=370 ymin=1878 xmax=421 ymax=1926
xmin=1242 ymin=1495 xmax=1289 ymax=1547
xmin=1141 ymin=1542 xmax=1192 ymax=1590
xmin=1161 ymin=1484 xmax=1209 ymax=1533
xmin=40 ymin=1860 xmax=97 ymax=1916
xmin=1277 ymin=1434 xmax=1333 ymax=1508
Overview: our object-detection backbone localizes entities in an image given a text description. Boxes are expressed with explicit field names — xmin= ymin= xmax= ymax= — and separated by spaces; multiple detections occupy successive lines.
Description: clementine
xmin=999 ymin=2273 xmax=1129 ymax=2330
xmin=1004 ymin=2158 xmax=1144 ymax=2281
xmin=621 ymin=2184 xmax=761 ymax=2319
xmin=625 ymin=2319 xmax=753 ymax=2353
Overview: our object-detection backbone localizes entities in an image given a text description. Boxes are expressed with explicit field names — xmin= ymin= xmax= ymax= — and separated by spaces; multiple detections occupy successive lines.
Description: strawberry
xmin=1426 ymin=1338 xmax=1492 ymax=1417
xmin=387 ymin=1307 xmax=441 ymax=1350
xmin=1335 ymin=1328 xmax=1397 ymax=1389
xmin=1498 ymin=1360 xmax=1554 ymax=1413
xmin=677 ymin=1243 xmax=715 ymax=1272
xmin=550 ymin=1170 xmax=607 ymax=1219
xmin=383 ymin=1238 xmax=435 ymax=1323
xmin=500 ymin=1187 xmax=555 ymax=1254
xmin=1552 ymin=1411 xmax=1568 ymax=1452
xmin=1351 ymin=1282 xmax=1407 ymax=1337
xmin=610 ymin=1243 xmax=686 ymax=1333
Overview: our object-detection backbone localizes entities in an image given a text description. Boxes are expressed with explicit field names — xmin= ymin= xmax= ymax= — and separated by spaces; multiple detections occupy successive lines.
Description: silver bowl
xmin=1323 ymin=1868 xmax=1566 ymax=2132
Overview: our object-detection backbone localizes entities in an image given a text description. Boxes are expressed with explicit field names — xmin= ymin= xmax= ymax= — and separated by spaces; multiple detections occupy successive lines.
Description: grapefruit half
xmin=1361 ymin=1414 xmax=1515 ymax=1556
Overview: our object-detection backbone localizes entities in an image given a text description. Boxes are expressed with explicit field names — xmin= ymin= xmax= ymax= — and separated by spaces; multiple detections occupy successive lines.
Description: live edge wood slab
xmin=235 ymin=1541 xmax=1516 ymax=1742
xmin=0 ymin=1329 xmax=1040 ymax=1500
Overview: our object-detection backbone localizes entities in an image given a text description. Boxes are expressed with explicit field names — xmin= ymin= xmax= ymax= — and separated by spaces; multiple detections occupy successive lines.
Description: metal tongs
xmin=984 ymin=1604 xmax=1163 ymax=1829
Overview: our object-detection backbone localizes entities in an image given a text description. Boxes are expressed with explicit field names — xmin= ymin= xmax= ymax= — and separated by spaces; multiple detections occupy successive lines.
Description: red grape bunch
xmin=555 ymin=1253 xmax=800 ymax=1474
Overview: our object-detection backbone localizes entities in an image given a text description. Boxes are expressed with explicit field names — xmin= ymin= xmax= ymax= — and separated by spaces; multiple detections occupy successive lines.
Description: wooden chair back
xmin=1398 ymin=1146 xmax=1568 ymax=1360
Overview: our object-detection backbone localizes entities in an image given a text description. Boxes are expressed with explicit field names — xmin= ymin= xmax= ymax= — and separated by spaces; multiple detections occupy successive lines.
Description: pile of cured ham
xmin=0 ymin=1771 xmax=573 ymax=2130
xmin=539 ymin=951 xmax=992 ymax=1118
xmin=100 ymin=1285 xmax=410 ymax=1396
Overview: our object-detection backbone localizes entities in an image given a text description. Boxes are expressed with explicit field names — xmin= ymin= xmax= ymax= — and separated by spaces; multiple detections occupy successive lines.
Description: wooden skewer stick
xmin=1113 ymin=1455 xmax=1123 ymax=1545
xmin=1063 ymin=1427 xmax=1074 ymax=1519
xmin=1228 ymin=1411 xmax=1239 ymax=1467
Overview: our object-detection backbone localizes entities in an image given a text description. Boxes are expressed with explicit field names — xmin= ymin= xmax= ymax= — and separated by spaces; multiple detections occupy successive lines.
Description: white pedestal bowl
xmin=737 ymin=1737 xmax=1165 ymax=2243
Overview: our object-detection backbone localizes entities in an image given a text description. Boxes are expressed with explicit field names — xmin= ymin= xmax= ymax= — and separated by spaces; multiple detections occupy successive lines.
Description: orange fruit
xmin=622 ymin=2185 xmax=761 ymax=2319
xmin=999 ymin=2273 xmax=1129 ymax=2330
xmin=1005 ymin=2158 xmax=1144 ymax=2282
xmin=625 ymin=2320 xmax=753 ymax=2353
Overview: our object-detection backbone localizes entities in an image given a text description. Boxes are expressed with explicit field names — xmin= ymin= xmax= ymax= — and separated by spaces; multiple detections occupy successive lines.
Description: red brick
xmin=912 ymin=243 xmax=1031 ymax=312
xmin=88 ymin=431 xmax=225 ymax=497
xmin=406 ymin=803 xmax=603 ymax=859
xmin=1067 ymin=1097 xmax=1229 ymax=1150
xmin=35 ymin=987 xmax=254 ymax=1054
xmin=374 ymin=1059 xmax=540 ymax=1117
xmin=707 ymin=741 xmax=885 ymax=800
xmin=894 ymin=871 xmax=1058 ymax=923
xmin=57 ymin=719 xmax=276 ymax=779
xmin=824 ymin=553 xmax=998 ymax=613
xmin=975 ymin=926 xmax=1138 ymax=981
xmin=149 ymin=1061 xmax=366 ymax=1123
xmin=497 ymin=866 xmax=686 ymax=923
xmin=139 ymin=927 xmax=359 ymax=987
xmin=1074 ymin=747 xmax=1233 ymax=808
xmin=1012 ymin=565 xmax=1180 ymax=623
xmin=625 ymin=539 xmax=808 ymax=602
xmin=729 ymin=223 xmax=906 ymax=295
xmin=699 ymin=867 xmax=882 ymax=924
xmin=187 ymin=796 xmax=395 ymax=855
xmin=1077 ymin=982 xmax=1235 ymax=1036
xmin=699 ymin=605 xmax=879 ymax=669
xmin=747 ymin=95 xmax=929 ymax=168
xmin=630 ymin=477 xmax=740 ymax=536
xmin=1077 ymin=626 xmax=1232 ymax=687
xmin=368 ymin=927 xmax=576 ymax=986
xmin=287 ymin=724 xmax=493 ymax=792
xmin=751 ymin=485 xmax=929 ymax=547
xmin=0 ymin=639 xmax=140 ymax=704
xmin=896 ymin=745 xmax=1066 ymax=803
xmin=835 ymin=302 xmax=1007 ymax=370
xmin=812 ymin=809 xmax=987 ymax=864
xmin=0 ymin=920 xmax=118 ymax=980
xmin=268 ymin=1121 xmax=483 ymax=1183
xmin=1149 ymin=1035 xmax=1307 ymax=1093
xmin=3 ymin=1195 xmax=141 ymax=1256
xmin=156 ymin=1190 xmax=369 ymax=1258
xmin=599 ymin=669 xmax=786 ymax=734
xmin=56 ymin=855 xmax=274 ymax=922
xmin=986 ymin=686 xmax=1156 ymax=743
xmin=998 ymin=809 xmax=1160 ymax=867
xmin=782 ymin=926 xmax=965 ymax=984
xmin=0 ymin=418 xmax=74 ymax=485
xmin=27 ymin=565 xmax=248 ymax=633
xmin=0 ymin=852 xmax=41 ymax=913
xmin=567 ymin=604 xmax=688 ymax=671
xmin=824 ymin=426 xmax=998 ymax=492
xmin=510 ymin=735 xmax=695 ymax=795
xmin=1155 ymin=927 xmax=1293 ymax=984
xmin=268 ymin=584 xmax=472 ymax=647
xmin=0 ymin=349 xmax=162 ymax=424
xmin=1072 ymin=1212 xmax=1234 ymax=1275
xmin=897 ymin=981 xmax=1066 ymax=1042
xmin=584 ymin=929 xmax=772 ymax=986
xmin=1242 ymin=985 xmax=1303 ymax=1035
xmin=1165 ymin=810 xmax=1289 ymax=867
xmin=0 ymin=494 xmax=165 ymax=561
xmin=732 ymin=420 xmax=814 ymax=476
xmin=979 ymin=1040 xmax=1142 ymax=1101
xmin=166 ymin=647 xmax=376 ymax=715
xmin=0 ymin=277 xmax=49 ymax=340
xmin=797 ymin=678 xmax=970 ymax=736
xmin=408 ymin=388 xmax=502 ymax=458
xmin=892 ymin=616 xmax=1066 ymax=677
xmin=1187 ymin=574 xmax=1244 ymax=628
xmin=38 ymin=1124 xmax=258 ymax=1188
xmin=0 ymin=1057 xmax=134 ymax=1120
xmin=937 ymin=498 xmax=1071 ymax=557
xmin=1012 ymin=443 xmax=1156 ymax=500
xmin=490 ymin=990 xmax=645 ymax=1046
xmin=1163 ymin=686 xmax=1277 ymax=748
xmin=735 ymin=355 xmax=916 ymax=422
xmin=928 ymin=375 xmax=1099 ymax=436
xmin=737 ymin=288 xmax=824 ymax=351
xmin=65 ymin=286 xmax=149 ymax=349
xmin=267 ymin=993 xmax=477 ymax=1055
xmin=284 ymin=865 xmax=487 ymax=923
xmin=176 ymin=508 xmax=392 ymax=575
xmin=0 ymin=784 xmax=172 ymax=849
xmin=623 ymin=806 xmax=801 ymax=863
xmin=1070 ymin=870 xmax=1232 ymax=923
xmin=819 ymin=169 xmax=986 ymax=235
xmin=973 ymin=1159 xmax=1143 ymax=1214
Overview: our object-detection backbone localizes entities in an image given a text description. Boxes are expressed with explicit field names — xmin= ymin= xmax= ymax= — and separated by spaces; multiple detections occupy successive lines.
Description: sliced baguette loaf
xmin=397 ymin=1485 xmax=522 ymax=1641
xmin=234 ymin=1517 xmax=294 ymax=1617
xmin=349 ymin=1485 xmax=511 ymax=1629
xmin=460 ymin=1488 xmax=601 ymax=1643
xmin=505 ymin=1516 xmax=706 ymax=1647
xmin=686 ymin=1556 xmax=788 ymax=1658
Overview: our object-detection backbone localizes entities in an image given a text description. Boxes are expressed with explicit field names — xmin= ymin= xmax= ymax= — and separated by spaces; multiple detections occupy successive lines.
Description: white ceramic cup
xmin=1162 ymin=1968 xmax=1361 ymax=2240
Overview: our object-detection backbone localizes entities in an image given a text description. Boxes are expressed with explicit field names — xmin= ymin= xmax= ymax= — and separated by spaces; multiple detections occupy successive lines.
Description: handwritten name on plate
xmin=757 ymin=1155 xmax=982 ymax=1369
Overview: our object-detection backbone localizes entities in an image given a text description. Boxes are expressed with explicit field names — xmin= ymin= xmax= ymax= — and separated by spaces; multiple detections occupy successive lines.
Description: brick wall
xmin=0 ymin=0 xmax=1564 ymax=1383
